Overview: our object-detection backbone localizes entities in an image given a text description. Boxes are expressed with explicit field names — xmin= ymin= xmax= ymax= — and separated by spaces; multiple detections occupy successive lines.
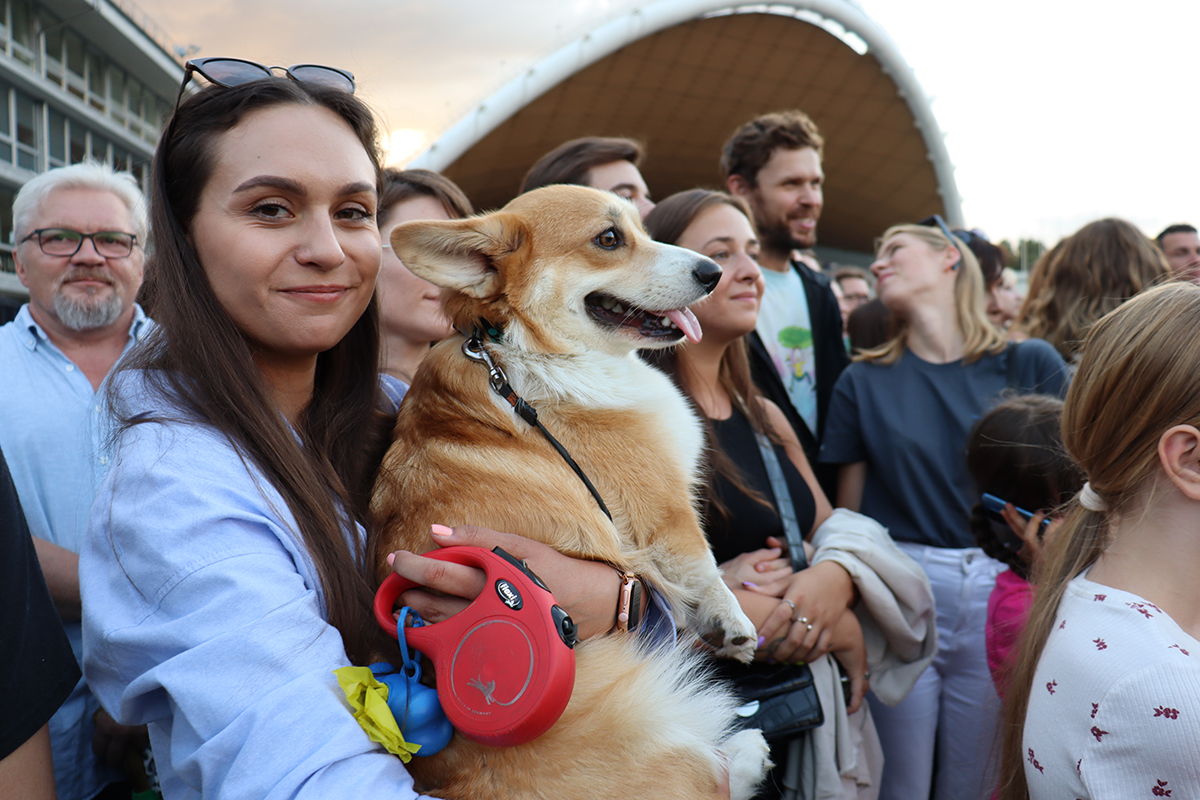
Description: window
xmin=47 ymin=108 xmax=65 ymax=166
xmin=87 ymin=51 xmax=105 ymax=111
xmin=0 ymin=186 xmax=14 ymax=246
xmin=42 ymin=10 xmax=64 ymax=85
xmin=0 ymin=82 xmax=12 ymax=164
xmin=112 ymin=145 xmax=130 ymax=173
xmin=90 ymin=132 xmax=107 ymax=163
xmin=69 ymin=119 xmax=84 ymax=164
xmin=64 ymin=29 xmax=85 ymax=100
xmin=108 ymin=65 xmax=126 ymax=122
xmin=15 ymin=91 xmax=37 ymax=170
xmin=10 ymin=0 xmax=35 ymax=67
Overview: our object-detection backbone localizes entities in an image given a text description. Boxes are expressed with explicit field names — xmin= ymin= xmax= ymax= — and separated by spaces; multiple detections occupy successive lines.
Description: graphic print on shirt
xmin=1152 ymin=779 xmax=1172 ymax=797
xmin=757 ymin=267 xmax=818 ymax=435
xmin=776 ymin=324 xmax=816 ymax=428
xmin=1152 ymin=706 xmax=1179 ymax=719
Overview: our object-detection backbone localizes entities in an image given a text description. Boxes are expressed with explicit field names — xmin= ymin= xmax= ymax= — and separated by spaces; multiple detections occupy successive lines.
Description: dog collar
xmin=461 ymin=331 xmax=612 ymax=522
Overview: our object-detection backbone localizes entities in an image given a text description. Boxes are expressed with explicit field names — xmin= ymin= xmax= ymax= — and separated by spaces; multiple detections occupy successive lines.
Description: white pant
xmin=868 ymin=542 xmax=1003 ymax=800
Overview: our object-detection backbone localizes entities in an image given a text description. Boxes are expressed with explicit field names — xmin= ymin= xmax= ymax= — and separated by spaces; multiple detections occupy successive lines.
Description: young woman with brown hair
xmin=377 ymin=168 xmax=473 ymax=401
xmin=1010 ymin=218 xmax=1169 ymax=362
xmin=645 ymin=190 xmax=937 ymax=800
xmin=819 ymin=220 xmax=1070 ymax=800
xmin=998 ymin=281 xmax=1200 ymax=800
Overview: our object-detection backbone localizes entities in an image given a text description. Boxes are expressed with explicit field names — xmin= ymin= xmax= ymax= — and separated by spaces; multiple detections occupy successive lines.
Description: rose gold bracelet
xmin=609 ymin=564 xmax=641 ymax=633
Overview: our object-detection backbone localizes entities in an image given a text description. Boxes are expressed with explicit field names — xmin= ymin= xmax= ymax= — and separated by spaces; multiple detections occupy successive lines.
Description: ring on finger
xmin=806 ymin=623 xmax=814 ymax=631
xmin=792 ymin=614 xmax=809 ymax=624
xmin=782 ymin=598 xmax=796 ymax=613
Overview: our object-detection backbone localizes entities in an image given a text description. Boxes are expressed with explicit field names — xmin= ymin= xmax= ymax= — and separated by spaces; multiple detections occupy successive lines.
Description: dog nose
xmin=693 ymin=258 xmax=722 ymax=294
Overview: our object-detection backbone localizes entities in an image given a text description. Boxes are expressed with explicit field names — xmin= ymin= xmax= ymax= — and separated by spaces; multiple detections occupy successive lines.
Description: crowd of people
xmin=3 ymin=57 xmax=1197 ymax=800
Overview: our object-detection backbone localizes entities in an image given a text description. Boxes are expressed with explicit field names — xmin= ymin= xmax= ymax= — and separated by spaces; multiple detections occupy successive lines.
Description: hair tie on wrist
xmin=1079 ymin=482 xmax=1107 ymax=513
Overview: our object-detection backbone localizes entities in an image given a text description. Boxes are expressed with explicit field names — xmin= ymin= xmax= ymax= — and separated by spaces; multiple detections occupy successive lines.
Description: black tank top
xmin=705 ymin=406 xmax=817 ymax=565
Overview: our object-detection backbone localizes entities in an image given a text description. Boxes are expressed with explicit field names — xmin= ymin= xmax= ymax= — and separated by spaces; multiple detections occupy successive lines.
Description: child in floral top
xmin=998 ymin=283 xmax=1200 ymax=799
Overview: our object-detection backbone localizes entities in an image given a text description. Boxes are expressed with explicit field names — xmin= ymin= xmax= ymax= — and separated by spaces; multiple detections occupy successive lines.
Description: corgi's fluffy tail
xmin=407 ymin=634 xmax=771 ymax=800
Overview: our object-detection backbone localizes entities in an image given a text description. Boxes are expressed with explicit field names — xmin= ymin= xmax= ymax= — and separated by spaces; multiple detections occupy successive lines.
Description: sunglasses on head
xmin=918 ymin=214 xmax=963 ymax=270
xmin=174 ymin=57 xmax=355 ymax=113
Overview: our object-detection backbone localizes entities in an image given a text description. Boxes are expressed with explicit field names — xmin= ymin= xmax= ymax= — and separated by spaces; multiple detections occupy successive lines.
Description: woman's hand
xmin=828 ymin=610 xmax=869 ymax=714
xmin=754 ymin=560 xmax=856 ymax=664
xmin=385 ymin=524 xmax=622 ymax=640
xmin=719 ymin=547 xmax=793 ymax=595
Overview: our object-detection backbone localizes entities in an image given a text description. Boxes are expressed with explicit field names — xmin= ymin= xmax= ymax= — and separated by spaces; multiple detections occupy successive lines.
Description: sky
xmin=136 ymin=0 xmax=1198 ymax=246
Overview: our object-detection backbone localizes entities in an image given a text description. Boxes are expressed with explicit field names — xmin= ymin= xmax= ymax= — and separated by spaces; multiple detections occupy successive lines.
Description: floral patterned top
xmin=1024 ymin=570 xmax=1200 ymax=798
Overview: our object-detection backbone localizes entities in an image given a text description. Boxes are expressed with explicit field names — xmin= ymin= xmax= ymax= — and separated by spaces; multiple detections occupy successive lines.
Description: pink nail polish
xmin=386 ymin=552 xmax=396 ymax=566
xmin=743 ymin=581 xmax=758 ymax=589
xmin=431 ymin=524 xmax=453 ymax=537
xmin=757 ymin=636 xmax=766 ymax=648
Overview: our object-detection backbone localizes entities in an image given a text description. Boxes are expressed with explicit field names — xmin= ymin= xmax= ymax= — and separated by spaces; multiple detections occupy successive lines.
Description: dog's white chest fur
xmin=501 ymin=348 xmax=705 ymax=477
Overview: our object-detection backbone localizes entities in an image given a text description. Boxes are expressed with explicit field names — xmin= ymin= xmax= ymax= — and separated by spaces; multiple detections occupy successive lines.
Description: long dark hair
xmin=964 ymin=394 xmax=1082 ymax=580
xmin=114 ymin=78 xmax=393 ymax=664
xmin=643 ymin=189 xmax=778 ymax=523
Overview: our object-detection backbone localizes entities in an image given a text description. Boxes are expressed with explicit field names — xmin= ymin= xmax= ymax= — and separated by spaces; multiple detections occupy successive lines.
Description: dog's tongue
xmin=665 ymin=308 xmax=703 ymax=344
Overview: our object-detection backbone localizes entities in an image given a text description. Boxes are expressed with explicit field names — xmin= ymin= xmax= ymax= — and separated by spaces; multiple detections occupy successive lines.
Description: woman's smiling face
xmin=676 ymin=202 xmax=764 ymax=344
xmin=189 ymin=102 xmax=380 ymax=373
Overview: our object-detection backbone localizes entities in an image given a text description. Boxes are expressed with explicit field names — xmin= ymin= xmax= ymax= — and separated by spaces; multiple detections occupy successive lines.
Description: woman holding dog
xmin=646 ymin=190 xmax=936 ymax=799
xmin=818 ymin=219 xmax=1069 ymax=800
xmin=79 ymin=64 xmax=678 ymax=799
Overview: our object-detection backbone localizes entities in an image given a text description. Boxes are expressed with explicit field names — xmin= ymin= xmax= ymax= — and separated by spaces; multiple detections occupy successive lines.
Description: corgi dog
xmin=370 ymin=185 xmax=770 ymax=799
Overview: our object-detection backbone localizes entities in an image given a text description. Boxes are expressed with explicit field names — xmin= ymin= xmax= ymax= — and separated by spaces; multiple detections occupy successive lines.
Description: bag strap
xmin=755 ymin=433 xmax=809 ymax=572
xmin=1005 ymin=341 xmax=1022 ymax=392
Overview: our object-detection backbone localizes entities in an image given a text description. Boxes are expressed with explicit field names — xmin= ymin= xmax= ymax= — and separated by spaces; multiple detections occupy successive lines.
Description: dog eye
xmin=594 ymin=227 xmax=623 ymax=250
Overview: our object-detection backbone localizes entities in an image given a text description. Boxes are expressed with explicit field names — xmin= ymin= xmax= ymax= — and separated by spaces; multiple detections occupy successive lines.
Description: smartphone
xmin=981 ymin=493 xmax=1049 ymax=551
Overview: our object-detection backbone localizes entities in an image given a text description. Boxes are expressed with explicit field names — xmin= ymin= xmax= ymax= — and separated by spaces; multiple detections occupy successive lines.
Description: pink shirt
xmin=986 ymin=567 xmax=1033 ymax=698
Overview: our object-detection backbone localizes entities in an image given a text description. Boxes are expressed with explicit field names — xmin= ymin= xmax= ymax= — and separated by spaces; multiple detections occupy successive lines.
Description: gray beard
xmin=54 ymin=289 xmax=124 ymax=331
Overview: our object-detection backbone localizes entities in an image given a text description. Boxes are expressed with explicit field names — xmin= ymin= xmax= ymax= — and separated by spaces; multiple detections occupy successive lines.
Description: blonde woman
xmin=999 ymin=282 xmax=1200 ymax=800
xmin=819 ymin=218 xmax=1069 ymax=800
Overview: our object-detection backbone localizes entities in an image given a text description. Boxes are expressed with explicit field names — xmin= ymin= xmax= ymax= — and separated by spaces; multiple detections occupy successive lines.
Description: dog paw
xmin=723 ymin=729 xmax=772 ymax=800
xmin=698 ymin=610 xmax=757 ymax=662
xmin=694 ymin=587 xmax=757 ymax=662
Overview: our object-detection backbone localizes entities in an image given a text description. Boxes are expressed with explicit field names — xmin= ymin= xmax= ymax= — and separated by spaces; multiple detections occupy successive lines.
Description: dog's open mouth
xmin=585 ymin=292 xmax=703 ymax=344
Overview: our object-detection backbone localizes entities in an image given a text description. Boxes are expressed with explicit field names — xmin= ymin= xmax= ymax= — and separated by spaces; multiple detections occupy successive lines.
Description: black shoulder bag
xmin=715 ymin=434 xmax=824 ymax=741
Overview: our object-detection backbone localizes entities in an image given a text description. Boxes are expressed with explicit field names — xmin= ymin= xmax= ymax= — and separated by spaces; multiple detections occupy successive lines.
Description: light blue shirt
xmin=82 ymin=372 xmax=436 ymax=800
xmin=0 ymin=303 xmax=150 ymax=800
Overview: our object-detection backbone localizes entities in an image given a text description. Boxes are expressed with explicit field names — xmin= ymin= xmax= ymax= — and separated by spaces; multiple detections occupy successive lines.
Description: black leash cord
xmin=462 ymin=335 xmax=613 ymax=522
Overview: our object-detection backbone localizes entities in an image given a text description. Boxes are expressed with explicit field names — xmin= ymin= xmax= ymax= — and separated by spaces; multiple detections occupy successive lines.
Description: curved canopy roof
xmin=410 ymin=1 xmax=960 ymax=258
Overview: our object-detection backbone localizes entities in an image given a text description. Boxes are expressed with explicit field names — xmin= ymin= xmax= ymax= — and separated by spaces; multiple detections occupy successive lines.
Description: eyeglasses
xmin=20 ymin=228 xmax=137 ymax=258
xmin=174 ymin=57 xmax=355 ymax=113
xmin=918 ymin=214 xmax=962 ymax=270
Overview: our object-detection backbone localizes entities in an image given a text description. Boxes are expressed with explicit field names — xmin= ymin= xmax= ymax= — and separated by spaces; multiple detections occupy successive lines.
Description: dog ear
xmin=390 ymin=213 xmax=527 ymax=298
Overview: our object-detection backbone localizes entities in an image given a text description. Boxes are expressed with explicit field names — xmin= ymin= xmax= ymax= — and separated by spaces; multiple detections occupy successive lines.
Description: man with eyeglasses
xmin=0 ymin=161 xmax=151 ymax=800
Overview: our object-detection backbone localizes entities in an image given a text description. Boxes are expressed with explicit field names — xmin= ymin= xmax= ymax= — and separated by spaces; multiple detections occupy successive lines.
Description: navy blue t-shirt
xmin=819 ymin=339 xmax=1068 ymax=549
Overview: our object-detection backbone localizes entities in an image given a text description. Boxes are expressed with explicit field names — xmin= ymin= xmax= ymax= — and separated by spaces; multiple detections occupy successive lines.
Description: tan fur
xmin=371 ymin=186 xmax=769 ymax=799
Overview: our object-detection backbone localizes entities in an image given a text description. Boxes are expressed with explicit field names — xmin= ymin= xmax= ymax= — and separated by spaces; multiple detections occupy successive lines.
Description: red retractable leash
xmin=373 ymin=546 xmax=578 ymax=748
